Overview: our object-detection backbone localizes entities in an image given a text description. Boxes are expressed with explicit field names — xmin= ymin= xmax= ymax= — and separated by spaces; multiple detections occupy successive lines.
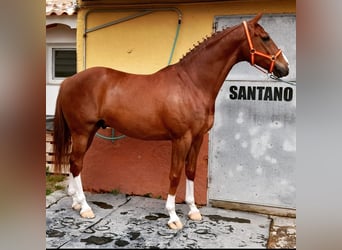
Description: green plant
xmin=46 ymin=170 xmax=67 ymax=196
xmin=143 ymin=193 xmax=152 ymax=198
xmin=111 ymin=189 xmax=121 ymax=195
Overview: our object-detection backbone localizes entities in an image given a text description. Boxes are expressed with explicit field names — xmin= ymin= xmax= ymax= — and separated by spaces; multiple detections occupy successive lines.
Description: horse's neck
xmin=177 ymin=25 xmax=245 ymax=102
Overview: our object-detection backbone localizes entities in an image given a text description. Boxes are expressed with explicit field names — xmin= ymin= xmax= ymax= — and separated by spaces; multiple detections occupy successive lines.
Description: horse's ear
xmin=250 ymin=13 xmax=263 ymax=24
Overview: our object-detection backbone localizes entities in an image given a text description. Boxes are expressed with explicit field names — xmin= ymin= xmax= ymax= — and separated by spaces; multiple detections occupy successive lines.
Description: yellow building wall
xmin=77 ymin=0 xmax=295 ymax=73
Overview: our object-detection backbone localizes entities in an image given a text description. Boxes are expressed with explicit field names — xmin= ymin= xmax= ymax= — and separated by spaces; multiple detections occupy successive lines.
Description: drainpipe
xmin=82 ymin=7 xmax=182 ymax=70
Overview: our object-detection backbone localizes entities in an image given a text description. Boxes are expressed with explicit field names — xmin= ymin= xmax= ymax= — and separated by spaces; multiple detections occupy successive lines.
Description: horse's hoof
xmin=188 ymin=211 xmax=202 ymax=221
xmin=72 ymin=203 xmax=82 ymax=211
xmin=168 ymin=220 xmax=183 ymax=230
xmin=80 ymin=209 xmax=95 ymax=219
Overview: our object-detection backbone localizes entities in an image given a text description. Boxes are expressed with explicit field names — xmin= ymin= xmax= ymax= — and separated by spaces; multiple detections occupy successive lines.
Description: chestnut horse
xmin=53 ymin=13 xmax=289 ymax=230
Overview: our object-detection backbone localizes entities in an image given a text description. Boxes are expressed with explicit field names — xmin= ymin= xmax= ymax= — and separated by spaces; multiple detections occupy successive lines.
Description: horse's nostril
xmin=274 ymin=64 xmax=289 ymax=78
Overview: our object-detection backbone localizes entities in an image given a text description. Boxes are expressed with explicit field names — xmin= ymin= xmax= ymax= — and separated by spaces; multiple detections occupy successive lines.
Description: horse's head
xmin=243 ymin=13 xmax=289 ymax=78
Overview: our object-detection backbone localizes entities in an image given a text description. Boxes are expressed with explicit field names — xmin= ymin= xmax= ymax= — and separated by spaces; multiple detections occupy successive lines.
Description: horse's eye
xmin=261 ymin=35 xmax=270 ymax=42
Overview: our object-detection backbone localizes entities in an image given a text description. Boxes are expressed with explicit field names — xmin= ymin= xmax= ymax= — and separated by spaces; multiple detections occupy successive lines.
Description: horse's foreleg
xmin=166 ymin=133 xmax=192 ymax=230
xmin=185 ymin=179 xmax=202 ymax=221
xmin=185 ymin=135 xmax=204 ymax=221
xmin=68 ymin=134 xmax=95 ymax=219
xmin=165 ymin=194 xmax=182 ymax=229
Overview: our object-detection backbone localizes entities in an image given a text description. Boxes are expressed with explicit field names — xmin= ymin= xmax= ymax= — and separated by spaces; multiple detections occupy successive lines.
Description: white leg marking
xmin=165 ymin=194 xmax=183 ymax=229
xmin=73 ymin=175 xmax=92 ymax=215
xmin=67 ymin=173 xmax=81 ymax=210
xmin=67 ymin=174 xmax=94 ymax=218
xmin=185 ymin=179 xmax=202 ymax=221
xmin=166 ymin=194 xmax=179 ymax=223
xmin=67 ymin=173 xmax=76 ymax=195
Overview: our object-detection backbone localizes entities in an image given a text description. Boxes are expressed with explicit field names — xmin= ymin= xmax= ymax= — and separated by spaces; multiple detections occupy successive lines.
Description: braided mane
xmin=180 ymin=25 xmax=234 ymax=62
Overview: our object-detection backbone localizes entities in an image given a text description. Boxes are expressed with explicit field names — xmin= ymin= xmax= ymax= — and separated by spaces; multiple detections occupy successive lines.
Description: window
xmin=53 ymin=49 xmax=76 ymax=78
xmin=47 ymin=43 xmax=76 ymax=84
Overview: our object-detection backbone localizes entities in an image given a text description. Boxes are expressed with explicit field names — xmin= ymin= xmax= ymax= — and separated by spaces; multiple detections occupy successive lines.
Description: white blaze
xmin=282 ymin=51 xmax=289 ymax=65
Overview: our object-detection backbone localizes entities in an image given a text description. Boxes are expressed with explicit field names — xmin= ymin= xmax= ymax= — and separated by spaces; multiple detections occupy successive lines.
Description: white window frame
xmin=46 ymin=43 xmax=76 ymax=84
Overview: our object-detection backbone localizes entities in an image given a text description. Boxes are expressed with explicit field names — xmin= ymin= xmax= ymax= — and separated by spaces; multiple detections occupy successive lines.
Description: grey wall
xmin=208 ymin=14 xmax=296 ymax=208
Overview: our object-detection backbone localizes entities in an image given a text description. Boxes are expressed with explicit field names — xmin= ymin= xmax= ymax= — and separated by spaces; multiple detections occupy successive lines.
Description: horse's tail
xmin=53 ymin=91 xmax=71 ymax=174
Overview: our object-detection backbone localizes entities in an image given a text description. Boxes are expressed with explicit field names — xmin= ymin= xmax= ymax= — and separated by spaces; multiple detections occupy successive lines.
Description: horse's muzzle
xmin=273 ymin=63 xmax=289 ymax=78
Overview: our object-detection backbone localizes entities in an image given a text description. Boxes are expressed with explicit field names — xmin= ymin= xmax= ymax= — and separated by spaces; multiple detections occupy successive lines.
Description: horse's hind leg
xmin=68 ymin=173 xmax=93 ymax=218
xmin=68 ymin=129 xmax=97 ymax=219
xmin=185 ymin=135 xmax=204 ymax=221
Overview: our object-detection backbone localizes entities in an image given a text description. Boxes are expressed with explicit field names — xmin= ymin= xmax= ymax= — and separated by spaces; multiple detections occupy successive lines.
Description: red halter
xmin=242 ymin=21 xmax=282 ymax=74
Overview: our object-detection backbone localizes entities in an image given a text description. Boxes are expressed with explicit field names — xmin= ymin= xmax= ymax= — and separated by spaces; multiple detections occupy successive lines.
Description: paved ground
xmin=46 ymin=190 xmax=296 ymax=249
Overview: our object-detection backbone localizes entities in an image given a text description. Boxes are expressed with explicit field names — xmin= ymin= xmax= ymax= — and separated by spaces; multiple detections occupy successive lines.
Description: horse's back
xmin=61 ymin=67 xmax=124 ymax=90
